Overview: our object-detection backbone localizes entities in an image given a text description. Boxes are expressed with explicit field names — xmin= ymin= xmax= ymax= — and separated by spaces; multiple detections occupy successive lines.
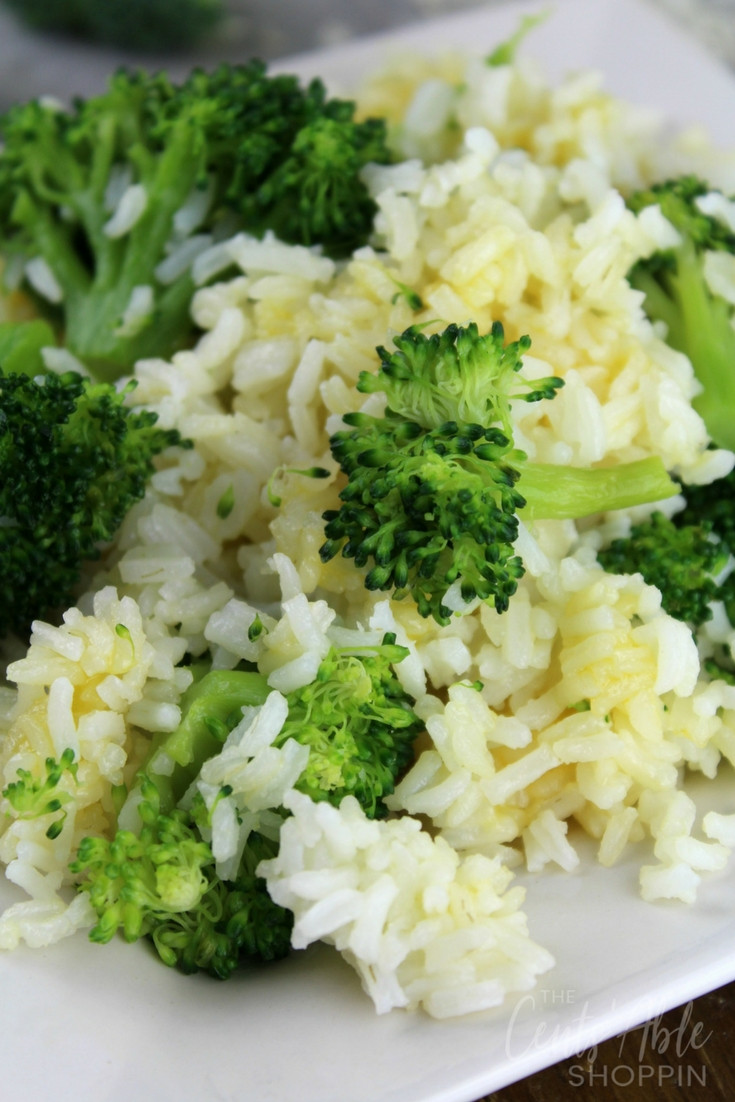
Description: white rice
xmin=103 ymin=183 xmax=148 ymax=238
xmin=24 ymin=257 xmax=63 ymax=304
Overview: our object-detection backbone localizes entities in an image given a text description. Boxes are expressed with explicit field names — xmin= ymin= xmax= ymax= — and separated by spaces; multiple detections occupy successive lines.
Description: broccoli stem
xmin=518 ymin=456 xmax=677 ymax=519
xmin=64 ymin=128 xmax=204 ymax=379
xmin=668 ymin=244 xmax=735 ymax=452
xmin=144 ymin=669 xmax=270 ymax=811
xmin=626 ymin=179 xmax=735 ymax=454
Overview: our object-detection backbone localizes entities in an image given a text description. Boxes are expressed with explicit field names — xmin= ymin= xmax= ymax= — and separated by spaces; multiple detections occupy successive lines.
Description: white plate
xmin=2 ymin=2 xmax=735 ymax=1099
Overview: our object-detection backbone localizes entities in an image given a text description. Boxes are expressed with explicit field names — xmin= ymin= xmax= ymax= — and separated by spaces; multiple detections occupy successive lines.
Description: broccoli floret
xmin=627 ymin=176 xmax=735 ymax=451
xmin=0 ymin=63 xmax=391 ymax=380
xmin=0 ymin=333 xmax=186 ymax=636
xmin=2 ymin=0 xmax=224 ymax=53
xmin=2 ymin=748 xmax=78 ymax=841
xmin=597 ymin=511 xmax=729 ymax=626
xmin=244 ymin=110 xmax=391 ymax=257
xmin=597 ymin=465 xmax=735 ymax=680
xmin=71 ymin=776 xmax=292 ymax=979
xmin=320 ymin=322 xmax=678 ymax=625
xmin=72 ymin=635 xmax=420 ymax=975
xmin=272 ymin=636 xmax=423 ymax=817
xmin=676 ymin=467 xmax=735 ymax=551
xmin=676 ymin=468 xmax=735 ymax=679
xmin=140 ymin=635 xmax=421 ymax=819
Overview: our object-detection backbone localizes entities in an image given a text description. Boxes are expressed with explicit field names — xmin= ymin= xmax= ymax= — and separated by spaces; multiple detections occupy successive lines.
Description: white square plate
xmin=2 ymin=2 xmax=734 ymax=1099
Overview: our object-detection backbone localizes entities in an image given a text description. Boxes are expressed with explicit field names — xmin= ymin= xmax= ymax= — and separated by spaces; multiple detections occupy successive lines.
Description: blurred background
xmin=0 ymin=0 xmax=734 ymax=108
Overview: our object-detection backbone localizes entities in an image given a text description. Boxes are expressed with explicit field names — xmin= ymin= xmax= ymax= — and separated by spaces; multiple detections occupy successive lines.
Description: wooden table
xmin=478 ymin=979 xmax=735 ymax=1100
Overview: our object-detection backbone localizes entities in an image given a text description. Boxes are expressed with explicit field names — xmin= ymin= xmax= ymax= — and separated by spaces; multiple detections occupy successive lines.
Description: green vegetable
xmin=598 ymin=467 xmax=735 ymax=681
xmin=0 ymin=62 xmax=391 ymax=379
xmin=139 ymin=667 xmax=270 ymax=811
xmin=390 ymin=278 xmax=424 ymax=311
xmin=0 ymin=318 xmax=55 ymax=375
xmin=597 ymin=511 xmax=729 ymax=626
xmin=71 ymin=776 xmax=292 ymax=979
xmin=2 ymin=0 xmax=224 ymax=53
xmin=139 ymin=635 xmax=421 ymax=818
xmin=677 ymin=467 xmax=735 ymax=553
xmin=627 ymin=175 xmax=735 ymax=450
xmin=272 ymin=637 xmax=422 ymax=818
xmin=320 ymin=322 xmax=678 ymax=625
xmin=676 ymin=470 xmax=735 ymax=660
xmin=2 ymin=748 xmax=78 ymax=840
xmin=486 ymin=9 xmax=550 ymax=67
xmin=0 ymin=341 xmax=186 ymax=636
xmin=72 ymin=636 xmax=421 ymax=974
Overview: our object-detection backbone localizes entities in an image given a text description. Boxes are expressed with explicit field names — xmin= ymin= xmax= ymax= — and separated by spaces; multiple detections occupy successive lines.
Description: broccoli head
xmin=597 ymin=511 xmax=729 ymax=626
xmin=676 ymin=466 xmax=735 ymax=552
xmin=320 ymin=322 xmax=678 ymax=625
xmin=137 ymin=635 xmax=422 ymax=821
xmin=71 ymin=776 xmax=292 ymax=979
xmin=273 ymin=636 xmax=423 ymax=817
xmin=72 ymin=634 xmax=421 ymax=975
xmin=0 ymin=62 xmax=391 ymax=379
xmin=597 ymin=464 xmax=735 ymax=681
xmin=627 ymin=175 xmax=735 ymax=451
xmin=357 ymin=321 xmax=563 ymax=434
xmin=0 ymin=330 xmax=186 ymax=636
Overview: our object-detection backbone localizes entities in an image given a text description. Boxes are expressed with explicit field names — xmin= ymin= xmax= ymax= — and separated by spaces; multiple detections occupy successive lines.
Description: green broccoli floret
xmin=0 ymin=331 xmax=186 ymax=636
xmin=627 ymin=176 xmax=735 ymax=451
xmin=676 ymin=467 xmax=735 ymax=552
xmin=0 ymin=63 xmax=391 ymax=380
xmin=72 ymin=635 xmax=421 ymax=975
xmin=272 ymin=636 xmax=422 ymax=817
xmin=320 ymin=321 xmax=678 ymax=625
xmin=597 ymin=464 xmax=735 ymax=680
xmin=2 ymin=0 xmax=224 ymax=53
xmin=674 ymin=468 xmax=735 ymax=679
xmin=597 ymin=511 xmax=729 ymax=626
xmin=138 ymin=635 xmax=421 ymax=819
xmin=71 ymin=775 xmax=292 ymax=979
xmin=2 ymin=748 xmax=78 ymax=840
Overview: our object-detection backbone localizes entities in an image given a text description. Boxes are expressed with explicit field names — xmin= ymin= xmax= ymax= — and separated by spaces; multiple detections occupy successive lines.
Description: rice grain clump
xmin=260 ymin=789 xmax=554 ymax=1018
xmin=1 ymin=41 xmax=735 ymax=1016
xmin=0 ymin=588 xmax=187 ymax=947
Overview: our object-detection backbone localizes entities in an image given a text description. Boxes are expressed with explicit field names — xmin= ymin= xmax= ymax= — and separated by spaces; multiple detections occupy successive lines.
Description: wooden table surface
xmin=476 ymin=979 xmax=735 ymax=1101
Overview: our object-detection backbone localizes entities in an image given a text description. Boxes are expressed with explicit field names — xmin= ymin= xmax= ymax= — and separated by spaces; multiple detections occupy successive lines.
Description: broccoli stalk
xmin=0 ymin=63 xmax=391 ymax=379
xmin=72 ymin=636 xmax=422 ymax=975
xmin=627 ymin=175 xmax=735 ymax=451
xmin=320 ymin=322 xmax=678 ymax=625
xmin=0 ymin=325 xmax=187 ymax=637
xmin=0 ymin=317 xmax=54 ymax=375
xmin=138 ymin=667 xmax=271 ymax=813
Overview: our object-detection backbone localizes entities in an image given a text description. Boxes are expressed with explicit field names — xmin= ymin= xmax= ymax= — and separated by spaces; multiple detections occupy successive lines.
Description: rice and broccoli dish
xmin=1 ymin=17 xmax=735 ymax=1021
